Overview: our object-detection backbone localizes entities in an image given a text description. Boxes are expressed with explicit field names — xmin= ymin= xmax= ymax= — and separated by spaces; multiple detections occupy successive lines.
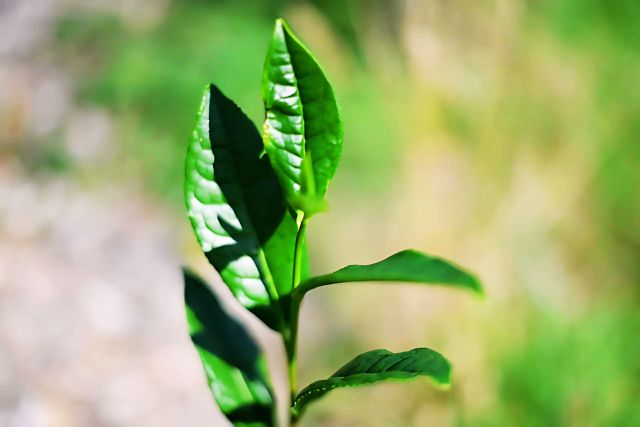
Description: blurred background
xmin=1 ymin=0 xmax=639 ymax=425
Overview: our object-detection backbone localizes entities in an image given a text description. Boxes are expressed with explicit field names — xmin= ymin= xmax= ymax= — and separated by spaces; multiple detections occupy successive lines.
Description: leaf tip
xmin=469 ymin=275 xmax=486 ymax=299
xmin=273 ymin=18 xmax=302 ymax=47
xmin=274 ymin=17 xmax=288 ymax=35
xmin=436 ymin=381 xmax=452 ymax=391
xmin=426 ymin=361 xmax=452 ymax=392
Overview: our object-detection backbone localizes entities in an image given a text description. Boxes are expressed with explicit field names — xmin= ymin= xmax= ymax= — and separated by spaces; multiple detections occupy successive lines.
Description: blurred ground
xmin=1 ymin=0 xmax=639 ymax=426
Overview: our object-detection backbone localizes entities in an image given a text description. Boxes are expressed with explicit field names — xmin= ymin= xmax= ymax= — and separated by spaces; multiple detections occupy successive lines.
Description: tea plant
xmin=183 ymin=18 xmax=483 ymax=426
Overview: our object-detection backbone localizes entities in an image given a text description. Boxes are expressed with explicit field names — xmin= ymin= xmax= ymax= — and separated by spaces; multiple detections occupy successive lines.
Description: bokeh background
xmin=2 ymin=0 xmax=639 ymax=426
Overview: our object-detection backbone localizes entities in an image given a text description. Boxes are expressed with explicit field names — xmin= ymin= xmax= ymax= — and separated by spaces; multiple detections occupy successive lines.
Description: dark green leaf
xmin=185 ymin=84 xmax=298 ymax=330
xmin=297 ymin=249 xmax=483 ymax=297
xmin=184 ymin=269 xmax=275 ymax=427
xmin=261 ymin=18 xmax=343 ymax=215
xmin=292 ymin=348 xmax=451 ymax=420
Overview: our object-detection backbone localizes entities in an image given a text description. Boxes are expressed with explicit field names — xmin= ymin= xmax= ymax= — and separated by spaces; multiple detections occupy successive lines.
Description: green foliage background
xmin=7 ymin=0 xmax=639 ymax=425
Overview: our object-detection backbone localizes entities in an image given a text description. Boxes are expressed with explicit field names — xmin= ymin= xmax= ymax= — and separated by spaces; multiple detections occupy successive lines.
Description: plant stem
xmin=286 ymin=299 xmax=299 ymax=398
xmin=286 ymin=293 xmax=302 ymax=394
xmin=286 ymin=212 xmax=307 ymax=422
xmin=292 ymin=212 xmax=307 ymax=291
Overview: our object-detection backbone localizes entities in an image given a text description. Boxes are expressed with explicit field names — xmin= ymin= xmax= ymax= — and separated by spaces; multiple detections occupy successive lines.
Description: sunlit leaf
xmin=184 ymin=84 xmax=298 ymax=330
xmin=262 ymin=18 xmax=343 ymax=215
xmin=184 ymin=269 xmax=275 ymax=427
xmin=292 ymin=348 xmax=451 ymax=420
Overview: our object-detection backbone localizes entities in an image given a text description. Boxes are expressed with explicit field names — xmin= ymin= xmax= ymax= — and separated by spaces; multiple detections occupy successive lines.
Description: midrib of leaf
xmin=280 ymin=21 xmax=321 ymax=198
xmin=280 ymin=20 xmax=341 ymax=198
xmin=264 ymin=19 xmax=320 ymax=200
xmin=209 ymin=89 xmax=283 ymax=312
xmin=268 ymin=50 xmax=304 ymax=189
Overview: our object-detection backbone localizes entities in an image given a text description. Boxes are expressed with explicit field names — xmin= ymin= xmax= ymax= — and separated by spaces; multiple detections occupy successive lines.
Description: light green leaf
xmin=184 ymin=269 xmax=275 ymax=427
xmin=292 ymin=348 xmax=451 ymax=420
xmin=296 ymin=249 xmax=483 ymax=297
xmin=185 ymin=84 xmax=298 ymax=330
xmin=261 ymin=18 xmax=343 ymax=215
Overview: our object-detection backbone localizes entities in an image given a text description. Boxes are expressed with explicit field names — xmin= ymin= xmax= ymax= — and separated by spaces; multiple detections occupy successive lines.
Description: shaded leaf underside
xmin=298 ymin=249 xmax=483 ymax=296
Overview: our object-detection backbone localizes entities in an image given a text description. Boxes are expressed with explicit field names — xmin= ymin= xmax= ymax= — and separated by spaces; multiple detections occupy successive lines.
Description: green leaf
xmin=184 ymin=269 xmax=276 ymax=427
xmin=292 ymin=348 xmax=451 ymax=420
xmin=297 ymin=249 xmax=483 ymax=297
xmin=261 ymin=18 xmax=343 ymax=215
xmin=185 ymin=84 xmax=298 ymax=330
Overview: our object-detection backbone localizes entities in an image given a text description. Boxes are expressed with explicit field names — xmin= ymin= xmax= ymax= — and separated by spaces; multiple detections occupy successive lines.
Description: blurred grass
xmin=47 ymin=0 xmax=640 ymax=425
xmin=474 ymin=303 xmax=640 ymax=427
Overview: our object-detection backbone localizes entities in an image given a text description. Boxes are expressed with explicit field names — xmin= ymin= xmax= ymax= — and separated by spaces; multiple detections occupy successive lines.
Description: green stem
xmin=286 ymin=212 xmax=307 ymax=423
xmin=286 ymin=299 xmax=300 ymax=399
xmin=292 ymin=212 xmax=307 ymax=290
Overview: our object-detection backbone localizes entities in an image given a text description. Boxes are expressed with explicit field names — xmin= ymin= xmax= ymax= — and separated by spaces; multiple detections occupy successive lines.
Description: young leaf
xmin=185 ymin=84 xmax=298 ymax=331
xmin=296 ymin=249 xmax=483 ymax=297
xmin=184 ymin=269 xmax=276 ymax=427
xmin=292 ymin=348 xmax=451 ymax=420
xmin=262 ymin=18 xmax=343 ymax=215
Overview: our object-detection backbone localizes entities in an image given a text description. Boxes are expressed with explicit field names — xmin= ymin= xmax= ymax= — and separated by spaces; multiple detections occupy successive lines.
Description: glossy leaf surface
xmin=184 ymin=270 xmax=275 ymax=427
xmin=297 ymin=249 xmax=483 ymax=296
xmin=185 ymin=84 xmax=297 ymax=330
xmin=292 ymin=348 xmax=451 ymax=419
xmin=262 ymin=18 xmax=343 ymax=214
